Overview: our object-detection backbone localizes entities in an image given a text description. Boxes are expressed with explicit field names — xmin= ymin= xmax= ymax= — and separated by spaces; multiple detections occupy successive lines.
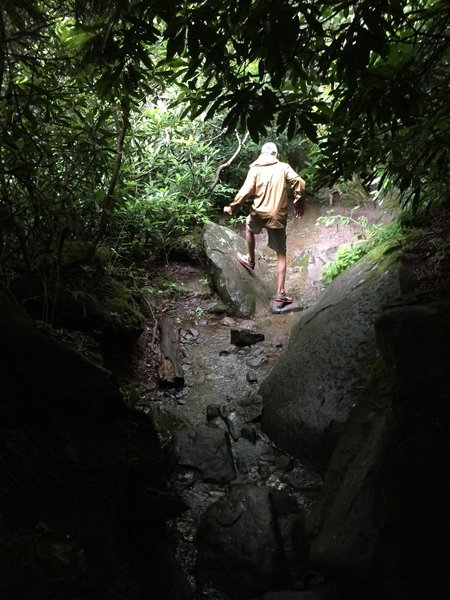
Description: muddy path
xmin=124 ymin=200 xmax=390 ymax=598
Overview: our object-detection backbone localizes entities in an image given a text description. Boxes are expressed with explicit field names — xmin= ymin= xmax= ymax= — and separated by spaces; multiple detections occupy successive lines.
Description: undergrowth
xmin=320 ymin=220 xmax=421 ymax=284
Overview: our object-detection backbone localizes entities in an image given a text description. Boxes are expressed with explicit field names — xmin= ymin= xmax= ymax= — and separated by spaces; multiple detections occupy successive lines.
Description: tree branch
xmin=93 ymin=107 xmax=128 ymax=246
xmin=210 ymin=131 xmax=249 ymax=191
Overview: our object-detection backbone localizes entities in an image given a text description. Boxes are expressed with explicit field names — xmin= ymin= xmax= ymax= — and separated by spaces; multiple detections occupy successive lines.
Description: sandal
xmin=274 ymin=290 xmax=293 ymax=304
xmin=237 ymin=252 xmax=255 ymax=271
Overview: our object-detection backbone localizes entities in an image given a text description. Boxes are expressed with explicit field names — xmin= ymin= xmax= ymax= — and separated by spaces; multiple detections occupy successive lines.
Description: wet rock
xmin=305 ymin=300 xmax=450 ymax=599
xmin=196 ymin=484 xmax=309 ymax=598
xmin=206 ymin=404 xmax=223 ymax=421
xmin=147 ymin=406 xmax=190 ymax=442
xmin=282 ymin=466 xmax=323 ymax=492
xmin=247 ymin=370 xmax=258 ymax=383
xmin=275 ymin=454 xmax=294 ymax=473
xmin=236 ymin=459 xmax=250 ymax=474
xmin=196 ymin=485 xmax=306 ymax=598
xmin=260 ymin=256 xmax=405 ymax=472
xmin=220 ymin=316 xmax=236 ymax=327
xmin=246 ymin=354 xmax=267 ymax=368
xmin=238 ymin=393 xmax=264 ymax=423
xmin=271 ymin=489 xmax=310 ymax=584
xmin=202 ymin=222 xmax=276 ymax=317
xmin=206 ymin=300 xmax=233 ymax=315
xmin=241 ymin=425 xmax=258 ymax=443
xmin=172 ymin=425 xmax=237 ymax=484
xmin=271 ymin=300 xmax=305 ymax=315
xmin=181 ymin=327 xmax=199 ymax=341
xmin=231 ymin=328 xmax=265 ymax=346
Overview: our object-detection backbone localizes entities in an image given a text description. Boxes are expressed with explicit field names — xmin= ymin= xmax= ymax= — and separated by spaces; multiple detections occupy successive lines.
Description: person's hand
xmin=294 ymin=205 xmax=303 ymax=219
xmin=223 ymin=206 xmax=232 ymax=216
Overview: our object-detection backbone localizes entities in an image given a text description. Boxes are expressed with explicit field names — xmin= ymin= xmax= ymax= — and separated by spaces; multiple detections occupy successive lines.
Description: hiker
xmin=223 ymin=142 xmax=305 ymax=304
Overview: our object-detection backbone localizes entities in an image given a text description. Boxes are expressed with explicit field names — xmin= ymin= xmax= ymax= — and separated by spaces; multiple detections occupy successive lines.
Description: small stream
xmin=142 ymin=201 xmax=388 ymax=598
xmin=174 ymin=201 xmax=385 ymax=422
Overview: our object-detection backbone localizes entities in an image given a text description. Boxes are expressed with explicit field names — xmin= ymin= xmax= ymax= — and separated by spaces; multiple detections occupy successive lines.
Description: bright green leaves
xmin=1 ymin=0 xmax=448 ymax=280
xmin=115 ymin=99 xmax=222 ymax=256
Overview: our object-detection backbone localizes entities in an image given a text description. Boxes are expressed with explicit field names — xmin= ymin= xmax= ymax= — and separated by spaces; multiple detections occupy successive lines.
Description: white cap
xmin=261 ymin=142 xmax=278 ymax=156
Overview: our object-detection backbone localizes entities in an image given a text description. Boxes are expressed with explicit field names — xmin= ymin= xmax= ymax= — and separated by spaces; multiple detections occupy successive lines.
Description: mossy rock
xmin=61 ymin=275 xmax=145 ymax=340
xmin=10 ymin=264 xmax=145 ymax=350
xmin=167 ymin=228 xmax=203 ymax=262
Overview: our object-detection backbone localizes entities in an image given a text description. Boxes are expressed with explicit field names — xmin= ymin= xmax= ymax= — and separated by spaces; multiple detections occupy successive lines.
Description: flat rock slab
xmin=271 ymin=300 xmax=306 ymax=314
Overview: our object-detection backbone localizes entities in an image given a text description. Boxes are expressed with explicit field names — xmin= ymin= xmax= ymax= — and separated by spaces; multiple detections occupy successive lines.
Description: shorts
xmin=246 ymin=214 xmax=287 ymax=255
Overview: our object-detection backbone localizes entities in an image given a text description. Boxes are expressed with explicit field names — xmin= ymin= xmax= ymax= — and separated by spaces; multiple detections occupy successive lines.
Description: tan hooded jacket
xmin=227 ymin=154 xmax=305 ymax=229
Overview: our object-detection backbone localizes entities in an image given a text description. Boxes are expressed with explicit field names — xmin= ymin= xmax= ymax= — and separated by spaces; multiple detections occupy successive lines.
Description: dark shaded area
xmin=306 ymin=300 xmax=450 ymax=600
xmin=0 ymin=285 xmax=192 ymax=600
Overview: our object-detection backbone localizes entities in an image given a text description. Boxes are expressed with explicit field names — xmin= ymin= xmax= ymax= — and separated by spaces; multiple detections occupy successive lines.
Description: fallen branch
xmin=156 ymin=314 xmax=184 ymax=388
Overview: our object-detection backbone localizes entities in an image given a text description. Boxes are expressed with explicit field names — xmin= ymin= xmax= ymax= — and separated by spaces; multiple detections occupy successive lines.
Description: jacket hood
xmin=251 ymin=154 xmax=279 ymax=167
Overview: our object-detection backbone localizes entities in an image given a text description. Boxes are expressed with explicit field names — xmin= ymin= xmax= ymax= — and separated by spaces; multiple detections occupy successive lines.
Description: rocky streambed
xmin=129 ymin=201 xmax=391 ymax=599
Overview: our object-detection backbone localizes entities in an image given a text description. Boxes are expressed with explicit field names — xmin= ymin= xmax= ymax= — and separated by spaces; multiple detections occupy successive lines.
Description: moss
xmin=367 ymin=224 xmax=425 ymax=275
xmin=56 ymin=271 xmax=144 ymax=340
xmin=94 ymin=244 xmax=114 ymax=266
xmin=207 ymin=300 xmax=233 ymax=315
xmin=167 ymin=228 xmax=203 ymax=262
xmin=60 ymin=240 xmax=94 ymax=265
xmin=104 ymin=281 xmax=144 ymax=332
xmin=320 ymin=220 xmax=424 ymax=282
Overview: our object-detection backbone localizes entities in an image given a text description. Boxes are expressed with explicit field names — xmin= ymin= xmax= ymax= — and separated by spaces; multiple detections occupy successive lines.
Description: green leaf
xmin=298 ymin=114 xmax=317 ymax=142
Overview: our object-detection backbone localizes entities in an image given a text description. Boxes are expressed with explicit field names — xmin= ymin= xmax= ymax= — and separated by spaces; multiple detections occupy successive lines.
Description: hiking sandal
xmin=237 ymin=252 xmax=255 ymax=271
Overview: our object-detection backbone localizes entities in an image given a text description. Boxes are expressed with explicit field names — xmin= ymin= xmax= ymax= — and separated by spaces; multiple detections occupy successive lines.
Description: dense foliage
xmin=1 ymin=0 xmax=448 ymax=280
xmin=67 ymin=0 xmax=449 ymax=205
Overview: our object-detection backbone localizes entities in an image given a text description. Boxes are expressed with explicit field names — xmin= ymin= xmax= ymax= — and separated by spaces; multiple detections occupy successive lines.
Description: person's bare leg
xmin=246 ymin=226 xmax=256 ymax=264
xmin=277 ymin=253 xmax=287 ymax=292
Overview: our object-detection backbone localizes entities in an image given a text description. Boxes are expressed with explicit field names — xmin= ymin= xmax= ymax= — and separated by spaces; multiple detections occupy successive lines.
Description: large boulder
xmin=202 ymin=221 xmax=276 ymax=317
xmin=305 ymin=300 xmax=450 ymax=599
xmin=196 ymin=485 xmax=309 ymax=598
xmin=259 ymin=256 xmax=406 ymax=472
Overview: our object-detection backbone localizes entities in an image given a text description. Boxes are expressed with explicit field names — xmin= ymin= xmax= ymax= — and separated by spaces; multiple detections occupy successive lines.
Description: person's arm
xmin=285 ymin=164 xmax=306 ymax=218
xmin=223 ymin=168 xmax=256 ymax=216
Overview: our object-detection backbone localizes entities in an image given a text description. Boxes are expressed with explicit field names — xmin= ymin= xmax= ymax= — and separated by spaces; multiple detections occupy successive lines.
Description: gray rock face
xmin=172 ymin=424 xmax=236 ymax=484
xmin=260 ymin=257 xmax=403 ymax=472
xmin=305 ymin=300 xmax=450 ymax=599
xmin=196 ymin=485 xmax=308 ymax=598
xmin=202 ymin=221 xmax=276 ymax=317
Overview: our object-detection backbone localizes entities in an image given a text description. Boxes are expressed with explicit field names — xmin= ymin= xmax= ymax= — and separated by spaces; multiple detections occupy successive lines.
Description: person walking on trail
xmin=223 ymin=141 xmax=305 ymax=304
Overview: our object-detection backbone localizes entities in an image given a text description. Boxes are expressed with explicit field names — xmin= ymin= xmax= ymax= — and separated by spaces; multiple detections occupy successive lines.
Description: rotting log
xmin=156 ymin=314 xmax=185 ymax=388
